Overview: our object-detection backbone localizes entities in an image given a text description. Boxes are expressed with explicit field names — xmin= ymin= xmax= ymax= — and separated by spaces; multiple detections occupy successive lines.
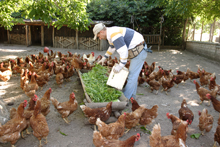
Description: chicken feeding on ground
xmin=51 ymin=92 xmax=78 ymax=124
xmin=167 ymin=113 xmax=187 ymax=136
xmin=30 ymin=100 xmax=49 ymax=147
xmin=0 ymin=62 xmax=12 ymax=84
xmin=35 ymin=72 xmax=50 ymax=90
xmin=149 ymin=121 xmax=188 ymax=147
xmin=176 ymin=70 xmax=189 ymax=85
xmin=178 ymin=99 xmax=194 ymax=125
xmin=124 ymin=103 xmax=146 ymax=134
xmin=198 ymin=69 xmax=214 ymax=87
xmin=148 ymin=68 xmax=164 ymax=81
xmin=186 ymin=68 xmax=200 ymax=82
xmin=131 ymin=98 xmax=158 ymax=128
xmin=173 ymin=71 xmax=184 ymax=88
xmin=161 ymin=76 xmax=176 ymax=95
xmin=80 ymin=102 xmax=112 ymax=125
xmin=39 ymin=88 xmax=52 ymax=116
xmin=22 ymin=95 xmax=38 ymax=137
xmin=23 ymin=72 xmax=39 ymax=98
xmin=83 ymin=52 xmax=95 ymax=65
xmin=0 ymin=100 xmax=28 ymax=147
xmin=57 ymin=51 xmax=68 ymax=60
xmin=206 ymin=93 xmax=220 ymax=113
xmin=213 ymin=114 xmax=220 ymax=147
xmin=138 ymin=70 xmax=145 ymax=86
xmin=55 ymin=67 xmax=64 ymax=87
xmin=20 ymin=69 xmax=29 ymax=91
xmin=194 ymin=80 xmax=219 ymax=105
xmin=96 ymin=113 xmax=126 ymax=140
xmin=146 ymin=78 xmax=162 ymax=94
xmin=63 ymin=66 xmax=69 ymax=82
xmin=209 ymin=76 xmax=220 ymax=95
xmin=67 ymin=65 xmax=75 ymax=80
xmin=93 ymin=127 xmax=141 ymax=147
xmin=71 ymin=56 xmax=84 ymax=70
xmin=198 ymin=108 xmax=213 ymax=135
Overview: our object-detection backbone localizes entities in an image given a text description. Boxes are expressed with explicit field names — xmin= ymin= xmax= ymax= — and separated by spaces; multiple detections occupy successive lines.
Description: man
xmin=93 ymin=23 xmax=152 ymax=100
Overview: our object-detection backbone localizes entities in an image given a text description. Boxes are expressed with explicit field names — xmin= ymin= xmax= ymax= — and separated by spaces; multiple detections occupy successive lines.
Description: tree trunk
xmin=182 ymin=18 xmax=188 ymax=50
xmin=209 ymin=23 xmax=213 ymax=42
xmin=162 ymin=29 xmax=165 ymax=46
xmin=186 ymin=24 xmax=190 ymax=41
xmin=200 ymin=21 xmax=204 ymax=41
xmin=192 ymin=24 xmax=196 ymax=41
xmin=219 ymin=24 xmax=220 ymax=43
xmin=211 ymin=18 xmax=216 ymax=42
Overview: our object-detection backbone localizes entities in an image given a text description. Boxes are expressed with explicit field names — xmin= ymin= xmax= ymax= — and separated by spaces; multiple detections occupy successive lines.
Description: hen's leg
xmin=65 ymin=117 xmax=70 ymax=123
xmin=199 ymin=101 xmax=203 ymax=105
xmin=63 ymin=118 xmax=69 ymax=124
xmin=155 ymin=90 xmax=158 ymax=95
xmin=44 ymin=137 xmax=48 ymax=144
xmin=26 ymin=128 xmax=31 ymax=135
xmin=208 ymin=100 xmax=211 ymax=106
xmin=213 ymin=141 xmax=217 ymax=147
xmin=201 ymin=130 xmax=205 ymax=136
xmin=124 ymin=128 xmax=130 ymax=134
xmin=21 ymin=131 xmax=25 ymax=138
xmin=39 ymin=140 xmax=42 ymax=147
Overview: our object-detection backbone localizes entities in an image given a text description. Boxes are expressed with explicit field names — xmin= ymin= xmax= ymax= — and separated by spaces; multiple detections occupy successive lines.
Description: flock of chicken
xmin=135 ymin=61 xmax=220 ymax=146
xmin=0 ymin=47 xmax=220 ymax=147
xmin=0 ymin=49 xmax=103 ymax=147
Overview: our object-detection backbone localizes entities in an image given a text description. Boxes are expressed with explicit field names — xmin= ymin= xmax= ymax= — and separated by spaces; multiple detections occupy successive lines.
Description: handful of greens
xmin=82 ymin=64 xmax=122 ymax=102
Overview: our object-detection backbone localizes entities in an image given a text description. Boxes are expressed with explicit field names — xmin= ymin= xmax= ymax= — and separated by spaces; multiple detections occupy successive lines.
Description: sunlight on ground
xmin=0 ymin=82 xmax=16 ymax=96
xmin=3 ymin=95 xmax=24 ymax=103
xmin=0 ymin=90 xmax=6 ymax=96
xmin=169 ymin=50 xmax=183 ymax=55
xmin=2 ymin=55 xmax=18 ymax=60
xmin=188 ymin=100 xmax=200 ymax=106
xmin=0 ymin=49 xmax=27 ymax=53
xmin=179 ymin=92 xmax=200 ymax=107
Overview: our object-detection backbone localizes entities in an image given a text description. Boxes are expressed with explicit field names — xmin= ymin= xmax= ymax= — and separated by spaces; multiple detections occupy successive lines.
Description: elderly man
xmin=93 ymin=23 xmax=152 ymax=100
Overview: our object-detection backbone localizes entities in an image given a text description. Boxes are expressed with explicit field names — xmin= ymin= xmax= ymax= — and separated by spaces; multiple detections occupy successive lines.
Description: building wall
xmin=186 ymin=41 xmax=220 ymax=62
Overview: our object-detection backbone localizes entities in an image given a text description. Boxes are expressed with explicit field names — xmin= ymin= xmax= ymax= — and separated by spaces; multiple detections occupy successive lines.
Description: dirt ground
xmin=0 ymin=44 xmax=220 ymax=147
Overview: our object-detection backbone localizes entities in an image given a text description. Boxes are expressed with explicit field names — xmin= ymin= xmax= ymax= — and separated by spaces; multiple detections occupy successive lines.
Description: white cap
xmin=93 ymin=23 xmax=105 ymax=40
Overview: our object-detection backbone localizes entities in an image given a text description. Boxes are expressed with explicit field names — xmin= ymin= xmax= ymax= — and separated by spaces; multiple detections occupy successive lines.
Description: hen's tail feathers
xmin=179 ymin=138 xmax=187 ymax=147
xmin=149 ymin=123 xmax=161 ymax=147
xmin=80 ymin=105 xmax=86 ymax=112
xmin=51 ymin=97 xmax=59 ymax=109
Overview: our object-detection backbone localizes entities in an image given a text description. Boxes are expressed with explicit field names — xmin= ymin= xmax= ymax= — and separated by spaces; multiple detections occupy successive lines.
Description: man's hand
xmin=113 ymin=64 xmax=124 ymax=73
xmin=97 ymin=56 xmax=106 ymax=65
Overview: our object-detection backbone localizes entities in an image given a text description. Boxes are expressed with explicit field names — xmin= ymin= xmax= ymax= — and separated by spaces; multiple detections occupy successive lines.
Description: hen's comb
xmin=166 ymin=113 xmax=170 ymax=118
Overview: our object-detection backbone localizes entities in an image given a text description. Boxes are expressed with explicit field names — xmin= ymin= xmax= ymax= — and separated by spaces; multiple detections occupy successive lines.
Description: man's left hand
xmin=113 ymin=64 xmax=124 ymax=73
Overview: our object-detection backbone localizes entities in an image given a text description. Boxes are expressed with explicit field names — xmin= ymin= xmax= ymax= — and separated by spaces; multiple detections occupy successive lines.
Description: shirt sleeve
xmin=104 ymin=45 xmax=116 ymax=58
xmin=111 ymin=33 xmax=128 ymax=65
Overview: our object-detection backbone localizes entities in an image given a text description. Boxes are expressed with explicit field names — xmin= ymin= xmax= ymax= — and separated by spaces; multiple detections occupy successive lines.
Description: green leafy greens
xmin=82 ymin=64 xmax=122 ymax=102
xmin=190 ymin=133 xmax=201 ymax=139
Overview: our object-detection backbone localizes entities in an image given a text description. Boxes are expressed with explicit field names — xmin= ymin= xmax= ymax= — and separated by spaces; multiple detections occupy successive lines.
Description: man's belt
xmin=128 ymin=41 xmax=145 ymax=59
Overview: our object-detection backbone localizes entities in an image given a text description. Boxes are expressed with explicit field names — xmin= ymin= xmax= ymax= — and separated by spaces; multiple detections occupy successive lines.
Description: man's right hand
xmin=97 ymin=56 xmax=106 ymax=65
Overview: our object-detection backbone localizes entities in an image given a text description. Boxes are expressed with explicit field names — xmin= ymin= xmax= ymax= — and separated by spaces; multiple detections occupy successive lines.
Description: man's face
xmin=97 ymin=30 xmax=106 ymax=40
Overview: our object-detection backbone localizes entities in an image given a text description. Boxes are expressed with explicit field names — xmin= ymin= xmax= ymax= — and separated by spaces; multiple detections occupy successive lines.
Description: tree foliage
xmin=87 ymin=0 xmax=184 ymax=45
xmin=0 ymin=0 xmax=91 ymax=31
xmin=0 ymin=0 xmax=26 ymax=29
